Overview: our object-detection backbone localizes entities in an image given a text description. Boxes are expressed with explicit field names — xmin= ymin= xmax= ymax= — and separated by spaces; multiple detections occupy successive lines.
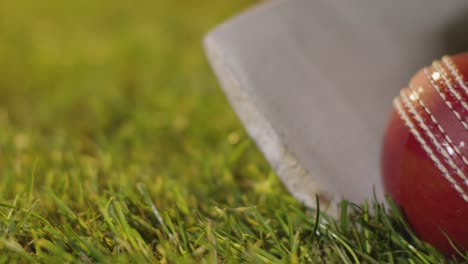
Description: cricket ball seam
xmin=393 ymin=98 xmax=468 ymax=201
xmin=400 ymin=88 xmax=468 ymax=184
xmin=409 ymin=82 xmax=468 ymax=166
xmin=442 ymin=56 xmax=468 ymax=97
xmin=433 ymin=61 xmax=468 ymax=112
xmin=424 ymin=68 xmax=468 ymax=130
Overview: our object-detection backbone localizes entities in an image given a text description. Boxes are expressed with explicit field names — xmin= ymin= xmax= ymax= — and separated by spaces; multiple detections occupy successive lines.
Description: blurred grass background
xmin=0 ymin=1 xmax=264 ymax=205
xmin=0 ymin=1 xmax=463 ymax=263
xmin=0 ymin=0 xmax=286 ymax=262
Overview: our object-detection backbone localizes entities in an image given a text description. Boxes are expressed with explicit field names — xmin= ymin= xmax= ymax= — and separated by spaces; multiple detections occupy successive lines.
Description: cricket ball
xmin=381 ymin=53 xmax=468 ymax=256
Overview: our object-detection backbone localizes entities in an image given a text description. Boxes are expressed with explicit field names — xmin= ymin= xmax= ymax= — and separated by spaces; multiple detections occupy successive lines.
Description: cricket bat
xmin=204 ymin=0 xmax=468 ymax=213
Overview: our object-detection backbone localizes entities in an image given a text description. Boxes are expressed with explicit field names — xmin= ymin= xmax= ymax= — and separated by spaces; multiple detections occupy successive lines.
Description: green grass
xmin=0 ymin=1 xmax=466 ymax=263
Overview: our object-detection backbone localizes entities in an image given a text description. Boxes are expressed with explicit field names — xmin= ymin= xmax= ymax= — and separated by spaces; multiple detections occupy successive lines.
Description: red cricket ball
xmin=382 ymin=53 xmax=468 ymax=256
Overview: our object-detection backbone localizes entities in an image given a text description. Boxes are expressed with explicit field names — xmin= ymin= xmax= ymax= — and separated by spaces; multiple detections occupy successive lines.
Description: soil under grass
xmin=0 ymin=1 xmax=466 ymax=263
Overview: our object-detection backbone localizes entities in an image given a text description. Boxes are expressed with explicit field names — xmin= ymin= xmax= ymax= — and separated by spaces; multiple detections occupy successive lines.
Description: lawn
xmin=0 ymin=1 xmax=465 ymax=263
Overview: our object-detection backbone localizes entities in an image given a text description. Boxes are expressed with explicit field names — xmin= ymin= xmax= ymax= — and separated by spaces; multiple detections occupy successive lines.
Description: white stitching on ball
xmin=409 ymin=82 xmax=468 ymax=166
xmin=442 ymin=56 xmax=468 ymax=97
xmin=424 ymin=68 xmax=468 ymax=130
xmin=400 ymin=89 xmax=468 ymax=185
xmin=394 ymin=98 xmax=468 ymax=202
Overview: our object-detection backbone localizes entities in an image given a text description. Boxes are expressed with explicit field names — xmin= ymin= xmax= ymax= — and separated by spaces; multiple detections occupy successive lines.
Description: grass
xmin=0 ymin=0 xmax=466 ymax=263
